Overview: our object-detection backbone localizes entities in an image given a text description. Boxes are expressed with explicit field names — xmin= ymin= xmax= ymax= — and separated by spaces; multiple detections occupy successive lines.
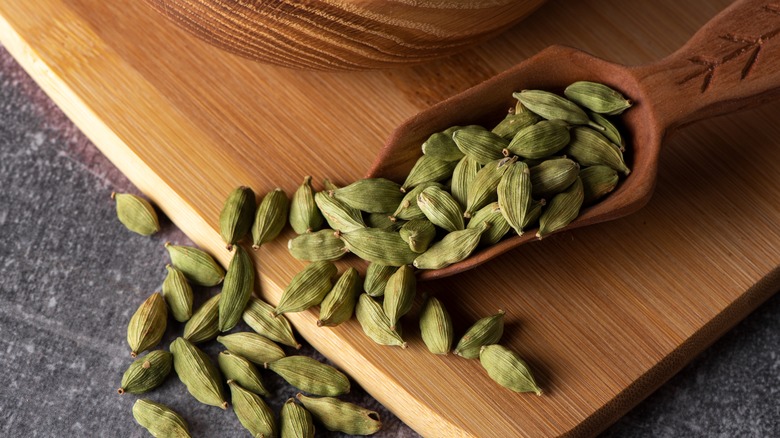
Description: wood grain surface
xmin=1 ymin=0 xmax=779 ymax=436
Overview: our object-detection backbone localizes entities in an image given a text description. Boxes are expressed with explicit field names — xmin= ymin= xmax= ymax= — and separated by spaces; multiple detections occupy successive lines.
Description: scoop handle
xmin=632 ymin=0 xmax=780 ymax=132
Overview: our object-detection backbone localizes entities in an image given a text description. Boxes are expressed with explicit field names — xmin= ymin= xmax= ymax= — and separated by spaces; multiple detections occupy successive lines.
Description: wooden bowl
xmin=142 ymin=0 xmax=548 ymax=71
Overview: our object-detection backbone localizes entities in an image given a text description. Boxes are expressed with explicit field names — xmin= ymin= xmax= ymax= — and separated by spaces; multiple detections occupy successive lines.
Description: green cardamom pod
xmin=413 ymin=223 xmax=489 ymax=270
xmin=274 ymin=261 xmax=337 ymax=316
xmin=421 ymin=129 xmax=465 ymax=162
xmin=332 ymin=178 xmax=403 ymax=213
xmin=537 ymin=176 xmax=584 ymax=239
xmin=416 ymin=185 xmax=464 ymax=232
xmin=468 ymin=202 xmax=511 ymax=245
xmin=340 ymin=228 xmax=417 ymax=266
xmin=365 ymin=212 xmax=404 ymax=231
xmin=382 ymin=265 xmax=416 ymax=330
xmin=419 ymin=296 xmax=453 ymax=355
xmin=290 ymin=176 xmax=324 ymax=234
xmin=228 ymin=380 xmax=276 ymax=438
xmin=281 ymin=398 xmax=316 ymax=438
xmin=252 ymin=188 xmax=289 ymax=249
xmin=479 ymin=344 xmax=542 ymax=395
xmin=216 ymin=332 xmax=286 ymax=365
xmin=355 ymin=294 xmax=406 ymax=348
xmin=243 ymin=296 xmax=301 ymax=349
xmin=390 ymin=181 xmax=442 ymax=221
xmin=401 ymin=155 xmax=458 ymax=192
xmin=318 ymin=267 xmax=360 ymax=327
xmin=452 ymin=126 xmax=509 ymax=165
xmin=564 ymin=81 xmax=632 ymax=115
xmin=491 ymin=111 xmax=540 ymax=139
xmin=314 ymin=191 xmax=366 ymax=233
xmin=132 ymin=399 xmax=191 ymax=438
xmin=183 ymin=294 xmax=220 ymax=344
xmin=506 ymin=120 xmax=571 ymax=159
xmin=454 ymin=310 xmax=505 ymax=359
xmin=266 ymin=356 xmax=350 ymax=396
xmin=588 ymin=111 xmax=624 ymax=148
xmin=218 ymin=245 xmax=254 ymax=332
xmin=451 ymin=155 xmax=482 ymax=209
xmin=580 ymin=165 xmax=619 ymax=205
xmin=522 ymin=199 xmax=545 ymax=230
xmin=322 ymin=178 xmax=340 ymax=191
xmin=530 ymin=158 xmax=580 ymax=199
xmin=218 ymin=350 xmax=269 ymax=397
xmin=464 ymin=156 xmax=516 ymax=218
xmin=297 ymin=394 xmax=382 ymax=435
xmin=497 ymin=161 xmax=532 ymax=236
xmin=118 ymin=350 xmax=172 ymax=395
xmin=399 ymin=219 xmax=436 ymax=253
xmin=170 ymin=337 xmax=228 ymax=409
xmin=566 ymin=127 xmax=630 ymax=175
xmin=363 ymin=263 xmax=395 ymax=298
xmin=128 ymin=292 xmax=167 ymax=357
xmin=218 ymin=186 xmax=256 ymax=250
xmin=288 ymin=229 xmax=347 ymax=262
xmin=165 ymin=243 xmax=225 ymax=287
xmin=112 ymin=192 xmax=160 ymax=236
xmin=513 ymin=89 xmax=591 ymax=126
xmin=162 ymin=264 xmax=193 ymax=323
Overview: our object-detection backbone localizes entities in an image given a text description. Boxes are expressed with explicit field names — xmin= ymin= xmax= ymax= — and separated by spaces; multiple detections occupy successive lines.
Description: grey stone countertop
xmin=1 ymin=46 xmax=778 ymax=437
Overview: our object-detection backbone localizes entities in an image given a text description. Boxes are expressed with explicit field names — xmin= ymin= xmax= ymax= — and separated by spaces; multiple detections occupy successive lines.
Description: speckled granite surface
xmin=0 ymin=45 xmax=777 ymax=437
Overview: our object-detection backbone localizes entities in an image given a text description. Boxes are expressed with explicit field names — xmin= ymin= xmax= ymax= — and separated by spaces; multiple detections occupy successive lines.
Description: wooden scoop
xmin=368 ymin=0 xmax=780 ymax=281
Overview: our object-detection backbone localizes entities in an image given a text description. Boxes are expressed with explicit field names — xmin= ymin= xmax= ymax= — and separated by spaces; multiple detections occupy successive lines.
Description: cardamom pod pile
xmin=112 ymin=81 xmax=630 ymax=436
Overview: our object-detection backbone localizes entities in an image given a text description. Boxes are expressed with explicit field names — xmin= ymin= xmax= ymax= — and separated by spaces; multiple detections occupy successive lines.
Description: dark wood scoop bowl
xmin=368 ymin=0 xmax=780 ymax=280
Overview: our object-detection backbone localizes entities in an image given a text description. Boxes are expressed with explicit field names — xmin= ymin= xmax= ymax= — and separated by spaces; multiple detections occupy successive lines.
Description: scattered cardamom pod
xmin=318 ymin=267 xmax=360 ymax=327
xmin=266 ymin=355 xmax=350 ymax=396
xmin=218 ymin=245 xmax=254 ymax=332
xmin=454 ymin=310 xmax=506 ymax=359
xmin=417 ymin=185 xmax=464 ymax=232
xmin=170 ymin=337 xmax=228 ymax=409
xmin=497 ymin=160 xmax=533 ymax=236
xmin=390 ymin=181 xmax=442 ymax=221
xmin=132 ymin=399 xmax=191 ymax=438
xmin=297 ymin=394 xmax=382 ymax=436
xmin=274 ymin=261 xmax=337 ymax=316
xmin=183 ymin=294 xmax=220 ymax=344
xmin=332 ymin=178 xmax=403 ymax=213
xmin=218 ymin=350 xmax=269 ymax=397
xmin=513 ymin=89 xmax=590 ymax=126
xmin=530 ymin=157 xmax=580 ymax=198
xmin=216 ymin=332 xmax=286 ymax=365
xmin=421 ymin=129 xmax=465 ymax=162
xmin=252 ymin=188 xmax=289 ymax=249
xmin=506 ymin=119 xmax=571 ymax=159
xmin=566 ymin=127 xmax=630 ymax=175
xmin=290 ymin=176 xmax=324 ymax=234
xmin=281 ymin=398 xmax=316 ymax=438
xmin=564 ymin=81 xmax=632 ymax=115
xmin=413 ymin=222 xmax=489 ymax=270
xmin=399 ymin=219 xmax=436 ymax=253
xmin=340 ymin=228 xmax=417 ymax=266
xmin=112 ymin=192 xmax=160 ymax=236
xmin=450 ymin=155 xmax=482 ymax=209
xmin=228 ymin=380 xmax=276 ymax=438
xmin=243 ymin=296 xmax=301 ymax=349
xmin=537 ymin=176 xmax=584 ymax=239
xmin=118 ymin=350 xmax=172 ymax=395
xmin=355 ymin=294 xmax=406 ymax=348
xmin=468 ymin=202 xmax=511 ymax=245
xmin=363 ymin=263 xmax=395 ymax=298
xmin=288 ymin=229 xmax=347 ymax=262
xmin=383 ymin=265 xmax=416 ymax=330
xmin=580 ymin=165 xmax=619 ymax=205
xmin=452 ymin=127 xmax=509 ymax=165
xmin=314 ymin=190 xmax=366 ymax=233
xmin=479 ymin=344 xmax=542 ymax=395
xmin=419 ymin=296 xmax=453 ymax=355
xmin=218 ymin=186 xmax=256 ymax=250
xmin=492 ymin=111 xmax=540 ymax=139
xmin=127 ymin=292 xmax=167 ymax=357
xmin=401 ymin=156 xmax=458 ymax=192
xmin=165 ymin=243 xmax=225 ymax=287
xmin=162 ymin=264 xmax=193 ymax=323
xmin=464 ymin=156 xmax=516 ymax=218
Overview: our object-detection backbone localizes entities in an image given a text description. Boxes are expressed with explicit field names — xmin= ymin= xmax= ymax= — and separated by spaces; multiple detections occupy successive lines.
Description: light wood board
xmin=2 ymin=0 xmax=779 ymax=436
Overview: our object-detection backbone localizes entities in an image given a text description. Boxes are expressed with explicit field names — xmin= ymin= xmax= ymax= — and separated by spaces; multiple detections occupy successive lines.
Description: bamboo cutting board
xmin=2 ymin=0 xmax=779 ymax=436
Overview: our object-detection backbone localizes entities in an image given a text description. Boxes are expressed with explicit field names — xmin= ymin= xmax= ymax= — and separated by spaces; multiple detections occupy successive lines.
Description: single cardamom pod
xmin=243 ymin=296 xmax=301 ymax=348
xmin=365 ymin=212 xmax=404 ymax=231
xmin=417 ymin=185 xmax=464 ymax=232
xmin=288 ymin=229 xmax=347 ymax=262
xmin=513 ymin=89 xmax=591 ymax=126
xmin=162 ymin=264 xmax=193 ymax=322
xmin=390 ymin=181 xmax=442 ymax=221
xmin=216 ymin=332 xmax=286 ymax=365
xmin=252 ymin=188 xmax=289 ymax=249
xmin=266 ymin=356 xmax=350 ymax=396
xmin=274 ymin=261 xmax=337 ymax=316
xmin=132 ymin=399 xmax=191 ymax=438
xmin=118 ymin=350 xmax=173 ymax=395
xmin=355 ymin=294 xmax=406 ymax=348
xmin=297 ymin=394 xmax=382 ymax=436
xmin=588 ymin=111 xmax=624 ymax=148
xmin=401 ymin=155 xmax=458 ymax=192
xmin=454 ymin=310 xmax=505 ymax=359
xmin=413 ymin=222 xmax=489 ymax=270
xmin=228 ymin=380 xmax=276 ymax=438
xmin=530 ymin=158 xmax=580 ymax=199
xmin=506 ymin=119 xmax=571 ymax=159
xmin=332 ymin=178 xmax=403 ymax=213
xmin=183 ymin=294 xmax=220 ymax=344
xmin=382 ymin=265 xmax=416 ymax=331
xmin=281 ymin=398 xmax=315 ymax=438
xmin=421 ymin=129 xmax=465 ymax=162
xmin=170 ymin=337 xmax=228 ymax=409
xmin=218 ymin=186 xmax=256 ymax=249
xmin=468 ymin=202 xmax=511 ymax=245
xmin=479 ymin=344 xmax=542 ymax=395
xmin=497 ymin=161 xmax=532 ymax=235
xmin=127 ymin=292 xmax=167 ymax=357
xmin=522 ymin=199 xmax=546 ymax=230
xmin=491 ymin=111 xmax=540 ymax=139
xmin=399 ymin=219 xmax=436 ymax=253
xmin=580 ymin=165 xmax=619 ymax=205
xmin=452 ymin=127 xmax=509 ymax=165
xmin=564 ymin=81 xmax=632 ymax=115
xmin=363 ymin=263 xmax=395 ymax=298
xmin=218 ymin=350 xmax=269 ymax=397
xmin=165 ymin=243 xmax=225 ymax=287
xmin=464 ymin=156 xmax=517 ymax=218
xmin=537 ymin=176 xmax=584 ymax=239
xmin=340 ymin=228 xmax=417 ymax=266
xmin=314 ymin=191 xmax=366 ymax=232
xmin=112 ymin=192 xmax=160 ymax=236
xmin=419 ymin=296 xmax=453 ymax=355
xmin=318 ymin=267 xmax=360 ymax=327
xmin=451 ymin=155 xmax=482 ymax=209
xmin=566 ymin=127 xmax=630 ymax=175
xmin=290 ymin=176 xmax=324 ymax=234
xmin=218 ymin=246 xmax=254 ymax=332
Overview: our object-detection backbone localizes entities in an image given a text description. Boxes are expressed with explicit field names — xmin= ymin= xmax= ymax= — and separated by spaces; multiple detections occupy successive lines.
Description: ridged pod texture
xmin=165 ymin=244 xmax=225 ymax=287
xmin=183 ymin=294 xmax=220 ymax=344
xmin=340 ymin=228 xmax=417 ymax=266
xmin=297 ymin=394 xmax=382 ymax=435
xmin=454 ymin=310 xmax=505 ymax=359
xmin=218 ymin=246 xmax=254 ymax=332
xmin=218 ymin=186 xmax=256 ymax=249
xmin=252 ymin=188 xmax=290 ymax=248
xmin=242 ymin=296 xmax=300 ymax=348
xmin=274 ymin=261 xmax=337 ymax=315
xmin=267 ymin=356 xmax=350 ymax=396
xmin=132 ymin=399 xmax=190 ymax=438
xmin=113 ymin=193 xmax=160 ymax=236
xmin=118 ymin=350 xmax=172 ymax=394
xmin=162 ymin=264 xmax=193 ymax=322
xmin=363 ymin=263 xmax=396 ymax=298
xmin=289 ymin=176 xmax=324 ymax=234
xmin=217 ymin=351 xmax=269 ymax=396
xmin=281 ymin=398 xmax=315 ymax=438
xmin=413 ymin=223 xmax=488 ymax=270
xmin=419 ymin=297 xmax=453 ymax=355
xmin=382 ymin=265 xmax=416 ymax=330
xmin=288 ymin=229 xmax=347 ymax=262
xmin=170 ymin=338 xmax=228 ymax=409
xmin=318 ymin=267 xmax=360 ymax=327
xmin=216 ymin=332 xmax=286 ymax=365
xmin=537 ymin=177 xmax=584 ymax=239
xmin=401 ymin=155 xmax=457 ymax=191
xmin=127 ymin=293 xmax=167 ymax=357
xmin=333 ymin=178 xmax=404 ymax=213
xmin=229 ymin=380 xmax=276 ymax=438
xmin=479 ymin=344 xmax=542 ymax=395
